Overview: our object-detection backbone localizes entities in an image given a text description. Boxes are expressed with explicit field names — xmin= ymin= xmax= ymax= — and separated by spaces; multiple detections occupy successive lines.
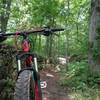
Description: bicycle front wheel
xmin=14 ymin=70 xmax=42 ymax=100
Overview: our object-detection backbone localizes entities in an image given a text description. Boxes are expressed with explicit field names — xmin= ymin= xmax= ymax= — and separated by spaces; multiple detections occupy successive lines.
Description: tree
xmin=89 ymin=0 xmax=100 ymax=74
xmin=0 ymin=0 xmax=12 ymax=33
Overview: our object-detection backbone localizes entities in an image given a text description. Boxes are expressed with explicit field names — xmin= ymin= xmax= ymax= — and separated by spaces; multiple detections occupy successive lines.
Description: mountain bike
xmin=0 ymin=26 xmax=64 ymax=100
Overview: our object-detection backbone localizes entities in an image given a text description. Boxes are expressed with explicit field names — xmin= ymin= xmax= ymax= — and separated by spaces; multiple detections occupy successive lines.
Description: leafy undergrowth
xmin=0 ymin=77 xmax=15 ymax=100
xmin=59 ymin=60 xmax=100 ymax=100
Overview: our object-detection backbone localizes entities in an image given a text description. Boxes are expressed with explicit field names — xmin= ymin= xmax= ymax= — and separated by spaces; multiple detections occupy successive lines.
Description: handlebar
xmin=0 ymin=27 xmax=64 ymax=37
xmin=0 ymin=28 xmax=64 ymax=43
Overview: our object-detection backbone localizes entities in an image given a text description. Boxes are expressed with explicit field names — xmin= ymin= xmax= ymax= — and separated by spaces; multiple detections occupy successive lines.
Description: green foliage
xmin=71 ymin=88 xmax=100 ymax=100
xmin=59 ymin=61 xmax=88 ymax=89
xmin=96 ymin=35 xmax=100 ymax=39
xmin=93 ymin=22 xmax=100 ymax=59
xmin=96 ymin=22 xmax=100 ymax=34
xmin=93 ymin=47 xmax=100 ymax=59
xmin=0 ymin=77 xmax=15 ymax=99
xmin=1 ymin=77 xmax=15 ymax=88
xmin=59 ymin=61 xmax=100 ymax=89
xmin=59 ymin=60 xmax=100 ymax=99
xmin=4 ymin=0 xmax=90 ymax=57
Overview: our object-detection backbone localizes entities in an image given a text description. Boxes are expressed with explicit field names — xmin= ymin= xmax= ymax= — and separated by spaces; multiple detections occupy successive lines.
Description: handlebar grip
xmin=43 ymin=28 xmax=64 ymax=36
xmin=51 ymin=28 xmax=64 ymax=32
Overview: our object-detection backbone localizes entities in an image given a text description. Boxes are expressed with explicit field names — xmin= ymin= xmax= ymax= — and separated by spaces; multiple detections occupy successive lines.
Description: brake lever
xmin=43 ymin=29 xmax=60 ymax=37
xmin=43 ymin=29 xmax=52 ymax=36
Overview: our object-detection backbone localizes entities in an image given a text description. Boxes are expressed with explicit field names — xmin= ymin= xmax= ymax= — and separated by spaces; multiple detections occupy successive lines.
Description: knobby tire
xmin=14 ymin=70 xmax=42 ymax=100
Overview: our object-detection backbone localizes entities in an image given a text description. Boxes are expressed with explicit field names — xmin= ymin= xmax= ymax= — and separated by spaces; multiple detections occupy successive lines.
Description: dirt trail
xmin=40 ymin=67 xmax=71 ymax=100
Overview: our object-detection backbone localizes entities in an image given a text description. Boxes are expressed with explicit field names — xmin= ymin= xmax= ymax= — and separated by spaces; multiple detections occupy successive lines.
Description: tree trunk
xmin=89 ymin=0 xmax=100 ymax=74
xmin=0 ymin=0 xmax=11 ymax=33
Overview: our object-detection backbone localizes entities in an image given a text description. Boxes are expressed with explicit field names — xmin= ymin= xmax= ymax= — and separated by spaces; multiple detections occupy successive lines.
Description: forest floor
xmin=40 ymin=65 xmax=73 ymax=100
